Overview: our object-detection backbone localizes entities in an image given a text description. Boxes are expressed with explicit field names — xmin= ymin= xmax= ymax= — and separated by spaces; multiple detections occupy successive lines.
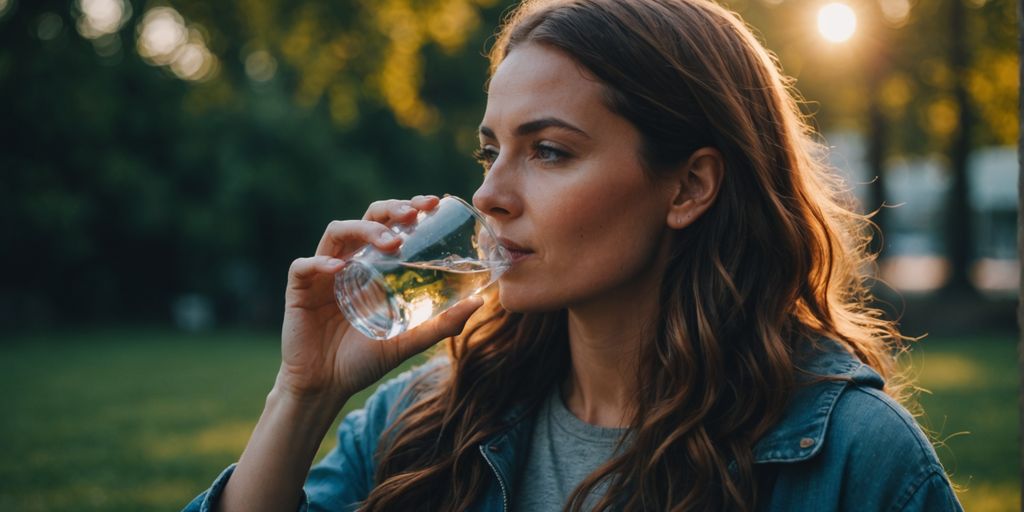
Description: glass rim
xmin=441 ymin=194 xmax=509 ymax=262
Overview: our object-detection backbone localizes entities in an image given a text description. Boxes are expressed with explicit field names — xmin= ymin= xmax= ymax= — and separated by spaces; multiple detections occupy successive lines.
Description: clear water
xmin=336 ymin=258 xmax=508 ymax=340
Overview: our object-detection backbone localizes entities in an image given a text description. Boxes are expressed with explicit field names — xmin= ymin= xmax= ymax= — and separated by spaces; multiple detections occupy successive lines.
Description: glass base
xmin=335 ymin=261 xmax=406 ymax=340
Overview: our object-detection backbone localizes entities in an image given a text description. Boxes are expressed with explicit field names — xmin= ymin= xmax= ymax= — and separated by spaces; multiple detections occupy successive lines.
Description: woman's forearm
xmin=216 ymin=387 xmax=349 ymax=512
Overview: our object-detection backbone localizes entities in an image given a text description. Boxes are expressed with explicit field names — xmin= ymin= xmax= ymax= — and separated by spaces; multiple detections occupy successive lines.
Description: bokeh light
xmin=0 ymin=0 xmax=13 ymax=19
xmin=136 ymin=6 xmax=218 ymax=82
xmin=75 ymin=0 xmax=130 ymax=40
xmin=137 ymin=7 xmax=187 ymax=65
xmin=879 ymin=0 xmax=912 ymax=28
xmin=244 ymin=50 xmax=277 ymax=82
xmin=93 ymin=33 xmax=122 ymax=58
xmin=170 ymin=41 xmax=215 ymax=81
xmin=817 ymin=3 xmax=857 ymax=43
xmin=35 ymin=12 xmax=63 ymax=41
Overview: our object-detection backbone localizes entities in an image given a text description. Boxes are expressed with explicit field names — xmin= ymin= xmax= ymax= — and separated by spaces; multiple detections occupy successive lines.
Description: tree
xmin=732 ymin=0 xmax=1017 ymax=297
xmin=0 ymin=0 xmax=510 ymax=329
xmin=1016 ymin=0 xmax=1023 ymax=499
xmin=942 ymin=0 xmax=976 ymax=296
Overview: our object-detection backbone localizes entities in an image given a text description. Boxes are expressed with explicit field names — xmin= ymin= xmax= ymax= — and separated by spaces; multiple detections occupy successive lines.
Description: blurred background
xmin=0 ymin=0 xmax=1018 ymax=510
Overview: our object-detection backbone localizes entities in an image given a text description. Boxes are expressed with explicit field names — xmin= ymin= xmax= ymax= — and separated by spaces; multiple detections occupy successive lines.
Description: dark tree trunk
xmin=943 ymin=0 xmax=976 ymax=295
xmin=865 ymin=4 xmax=889 ymax=258
xmin=1017 ymin=0 xmax=1024 ymax=502
xmin=1017 ymin=0 xmax=1023 ymax=501
xmin=866 ymin=70 xmax=887 ymax=257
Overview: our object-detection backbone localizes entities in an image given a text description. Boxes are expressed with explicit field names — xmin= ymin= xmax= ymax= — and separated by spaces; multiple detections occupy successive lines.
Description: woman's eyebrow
xmin=478 ymin=117 xmax=591 ymax=139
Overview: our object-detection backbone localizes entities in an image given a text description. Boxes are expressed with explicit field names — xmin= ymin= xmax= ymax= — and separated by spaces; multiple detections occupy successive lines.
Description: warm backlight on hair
xmin=817 ymin=3 xmax=857 ymax=43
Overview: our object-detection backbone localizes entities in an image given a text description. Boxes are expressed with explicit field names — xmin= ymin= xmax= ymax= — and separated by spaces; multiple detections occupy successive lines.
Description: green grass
xmin=0 ymin=330 xmax=1017 ymax=511
xmin=904 ymin=336 xmax=1019 ymax=511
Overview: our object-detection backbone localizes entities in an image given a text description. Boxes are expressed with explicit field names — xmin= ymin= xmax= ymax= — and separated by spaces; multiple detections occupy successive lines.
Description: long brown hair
xmin=361 ymin=1 xmax=908 ymax=510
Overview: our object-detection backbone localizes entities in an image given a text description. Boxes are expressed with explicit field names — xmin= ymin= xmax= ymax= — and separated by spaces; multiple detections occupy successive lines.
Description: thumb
xmin=388 ymin=295 xmax=485 ymax=362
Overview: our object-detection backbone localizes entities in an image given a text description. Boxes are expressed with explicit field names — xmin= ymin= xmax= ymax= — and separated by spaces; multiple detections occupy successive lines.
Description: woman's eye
xmin=533 ymin=143 xmax=571 ymax=164
xmin=473 ymin=146 xmax=498 ymax=170
xmin=474 ymin=142 xmax=570 ymax=172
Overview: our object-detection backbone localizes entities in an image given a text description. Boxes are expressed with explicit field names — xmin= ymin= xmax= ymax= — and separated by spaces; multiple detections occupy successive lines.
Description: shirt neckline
xmin=547 ymin=385 xmax=628 ymax=444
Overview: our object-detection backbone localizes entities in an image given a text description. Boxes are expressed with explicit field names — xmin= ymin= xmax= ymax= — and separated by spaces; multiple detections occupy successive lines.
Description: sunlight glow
xmin=817 ymin=3 xmax=857 ymax=43
xmin=406 ymin=297 xmax=435 ymax=331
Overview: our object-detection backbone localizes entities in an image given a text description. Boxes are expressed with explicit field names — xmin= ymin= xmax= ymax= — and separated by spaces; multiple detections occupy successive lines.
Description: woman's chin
xmin=496 ymin=287 xmax=564 ymax=314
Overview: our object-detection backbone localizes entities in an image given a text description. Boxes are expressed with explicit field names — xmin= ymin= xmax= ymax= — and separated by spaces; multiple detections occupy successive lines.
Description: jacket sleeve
xmin=894 ymin=470 xmax=963 ymax=512
xmin=181 ymin=464 xmax=243 ymax=512
xmin=303 ymin=376 xmax=408 ymax=512
xmin=181 ymin=359 xmax=446 ymax=512
xmin=828 ymin=386 xmax=964 ymax=512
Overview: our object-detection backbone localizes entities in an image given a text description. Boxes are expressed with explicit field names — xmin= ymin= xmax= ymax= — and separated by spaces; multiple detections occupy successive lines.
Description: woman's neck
xmin=561 ymin=264 xmax=663 ymax=428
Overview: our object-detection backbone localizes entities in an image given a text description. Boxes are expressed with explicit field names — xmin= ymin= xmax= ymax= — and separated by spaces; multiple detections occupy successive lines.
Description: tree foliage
xmin=0 ymin=0 xmax=1016 ymax=329
xmin=733 ymin=0 xmax=1017 ymax=155
xmin=1 ymin=0 xmax=507 ymax=328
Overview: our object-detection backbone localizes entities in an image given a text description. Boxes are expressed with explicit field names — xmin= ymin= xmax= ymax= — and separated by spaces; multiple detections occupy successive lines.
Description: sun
xmin=817 ymin=3 xmax=857 ymax=43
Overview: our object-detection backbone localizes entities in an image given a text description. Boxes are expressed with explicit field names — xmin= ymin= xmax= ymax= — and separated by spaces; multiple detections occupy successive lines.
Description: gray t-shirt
xmin=511 ymin=386 xmax=629 ymax=512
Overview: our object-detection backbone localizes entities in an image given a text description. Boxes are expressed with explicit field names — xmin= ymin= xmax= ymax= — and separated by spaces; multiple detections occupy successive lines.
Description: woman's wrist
xmin=218 ymin=382 xmax=350 ymax=512
xmin=271 ymin=366 xmax=354 ymax=413
xmin=266 ymin=382 xmax=351 ymax=427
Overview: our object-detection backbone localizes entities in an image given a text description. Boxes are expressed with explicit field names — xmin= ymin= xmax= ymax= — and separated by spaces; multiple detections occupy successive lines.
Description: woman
xmin=185 ymin=0 xmax=962 ymax=510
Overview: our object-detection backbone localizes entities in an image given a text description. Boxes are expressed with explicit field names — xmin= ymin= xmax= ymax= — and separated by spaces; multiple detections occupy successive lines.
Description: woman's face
xmin=473 ymin=43 xmax=676 ymax=312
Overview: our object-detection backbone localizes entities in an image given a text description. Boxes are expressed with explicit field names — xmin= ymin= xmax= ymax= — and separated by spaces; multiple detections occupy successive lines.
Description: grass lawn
xmin=904 ymin=336 xmax=1019 ymax=511
xmin=0 ymin=329 xmax=1017 ymax=511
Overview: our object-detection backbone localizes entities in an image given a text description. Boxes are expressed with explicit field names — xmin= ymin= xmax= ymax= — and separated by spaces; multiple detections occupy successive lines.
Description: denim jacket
xmin=184 ymin=340 xmax=962 ymax=511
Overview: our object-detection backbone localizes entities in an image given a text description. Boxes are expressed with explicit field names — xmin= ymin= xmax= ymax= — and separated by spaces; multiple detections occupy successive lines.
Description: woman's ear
xmin=666 ymin=147 xmax=724 ymax=229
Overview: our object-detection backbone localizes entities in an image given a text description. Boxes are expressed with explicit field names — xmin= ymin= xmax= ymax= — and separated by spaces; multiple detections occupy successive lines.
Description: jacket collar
xmin=751 ymin=338 xmax=885 ymax=463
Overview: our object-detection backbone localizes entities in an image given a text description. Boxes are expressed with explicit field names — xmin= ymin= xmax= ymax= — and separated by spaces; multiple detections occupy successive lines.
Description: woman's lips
xmin=506 ymin=248 xmax=534 ymax=263
xmin=497 ymin=237 xmax=534 ymax=263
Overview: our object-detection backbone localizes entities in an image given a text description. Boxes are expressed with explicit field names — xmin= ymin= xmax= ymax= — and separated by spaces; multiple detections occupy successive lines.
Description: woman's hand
xmin=275 ymin=195 xmax=484 ymax=404
xmin=217 ymin=196 xmax=485 ymax=512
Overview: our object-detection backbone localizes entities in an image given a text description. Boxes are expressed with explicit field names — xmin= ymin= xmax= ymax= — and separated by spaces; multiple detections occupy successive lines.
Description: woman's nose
xmin=472 ymin=168 xmax=521 ymax=220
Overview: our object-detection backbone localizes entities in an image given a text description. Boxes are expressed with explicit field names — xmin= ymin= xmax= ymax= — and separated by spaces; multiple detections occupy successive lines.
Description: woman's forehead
xmin=482 ymin=44 xmax=611 ymax=135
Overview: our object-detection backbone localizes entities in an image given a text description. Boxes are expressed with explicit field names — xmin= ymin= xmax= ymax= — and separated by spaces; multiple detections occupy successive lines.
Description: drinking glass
xmin=335 ymin=195 xmax=511 ymax=340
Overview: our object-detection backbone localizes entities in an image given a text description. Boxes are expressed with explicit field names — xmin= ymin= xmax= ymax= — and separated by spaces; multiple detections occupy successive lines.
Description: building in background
xmin=826 ymin=132 xmax=1017 ymax=296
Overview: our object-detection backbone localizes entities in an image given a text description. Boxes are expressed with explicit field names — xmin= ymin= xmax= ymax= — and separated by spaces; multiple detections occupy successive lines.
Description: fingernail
xmin=379 ymin=231 xmax=396 ymax=242
xmin=327 ymin=258 xmax=343 ymax=266
xmin=399 ymin=205 xmax=414 ymax=214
